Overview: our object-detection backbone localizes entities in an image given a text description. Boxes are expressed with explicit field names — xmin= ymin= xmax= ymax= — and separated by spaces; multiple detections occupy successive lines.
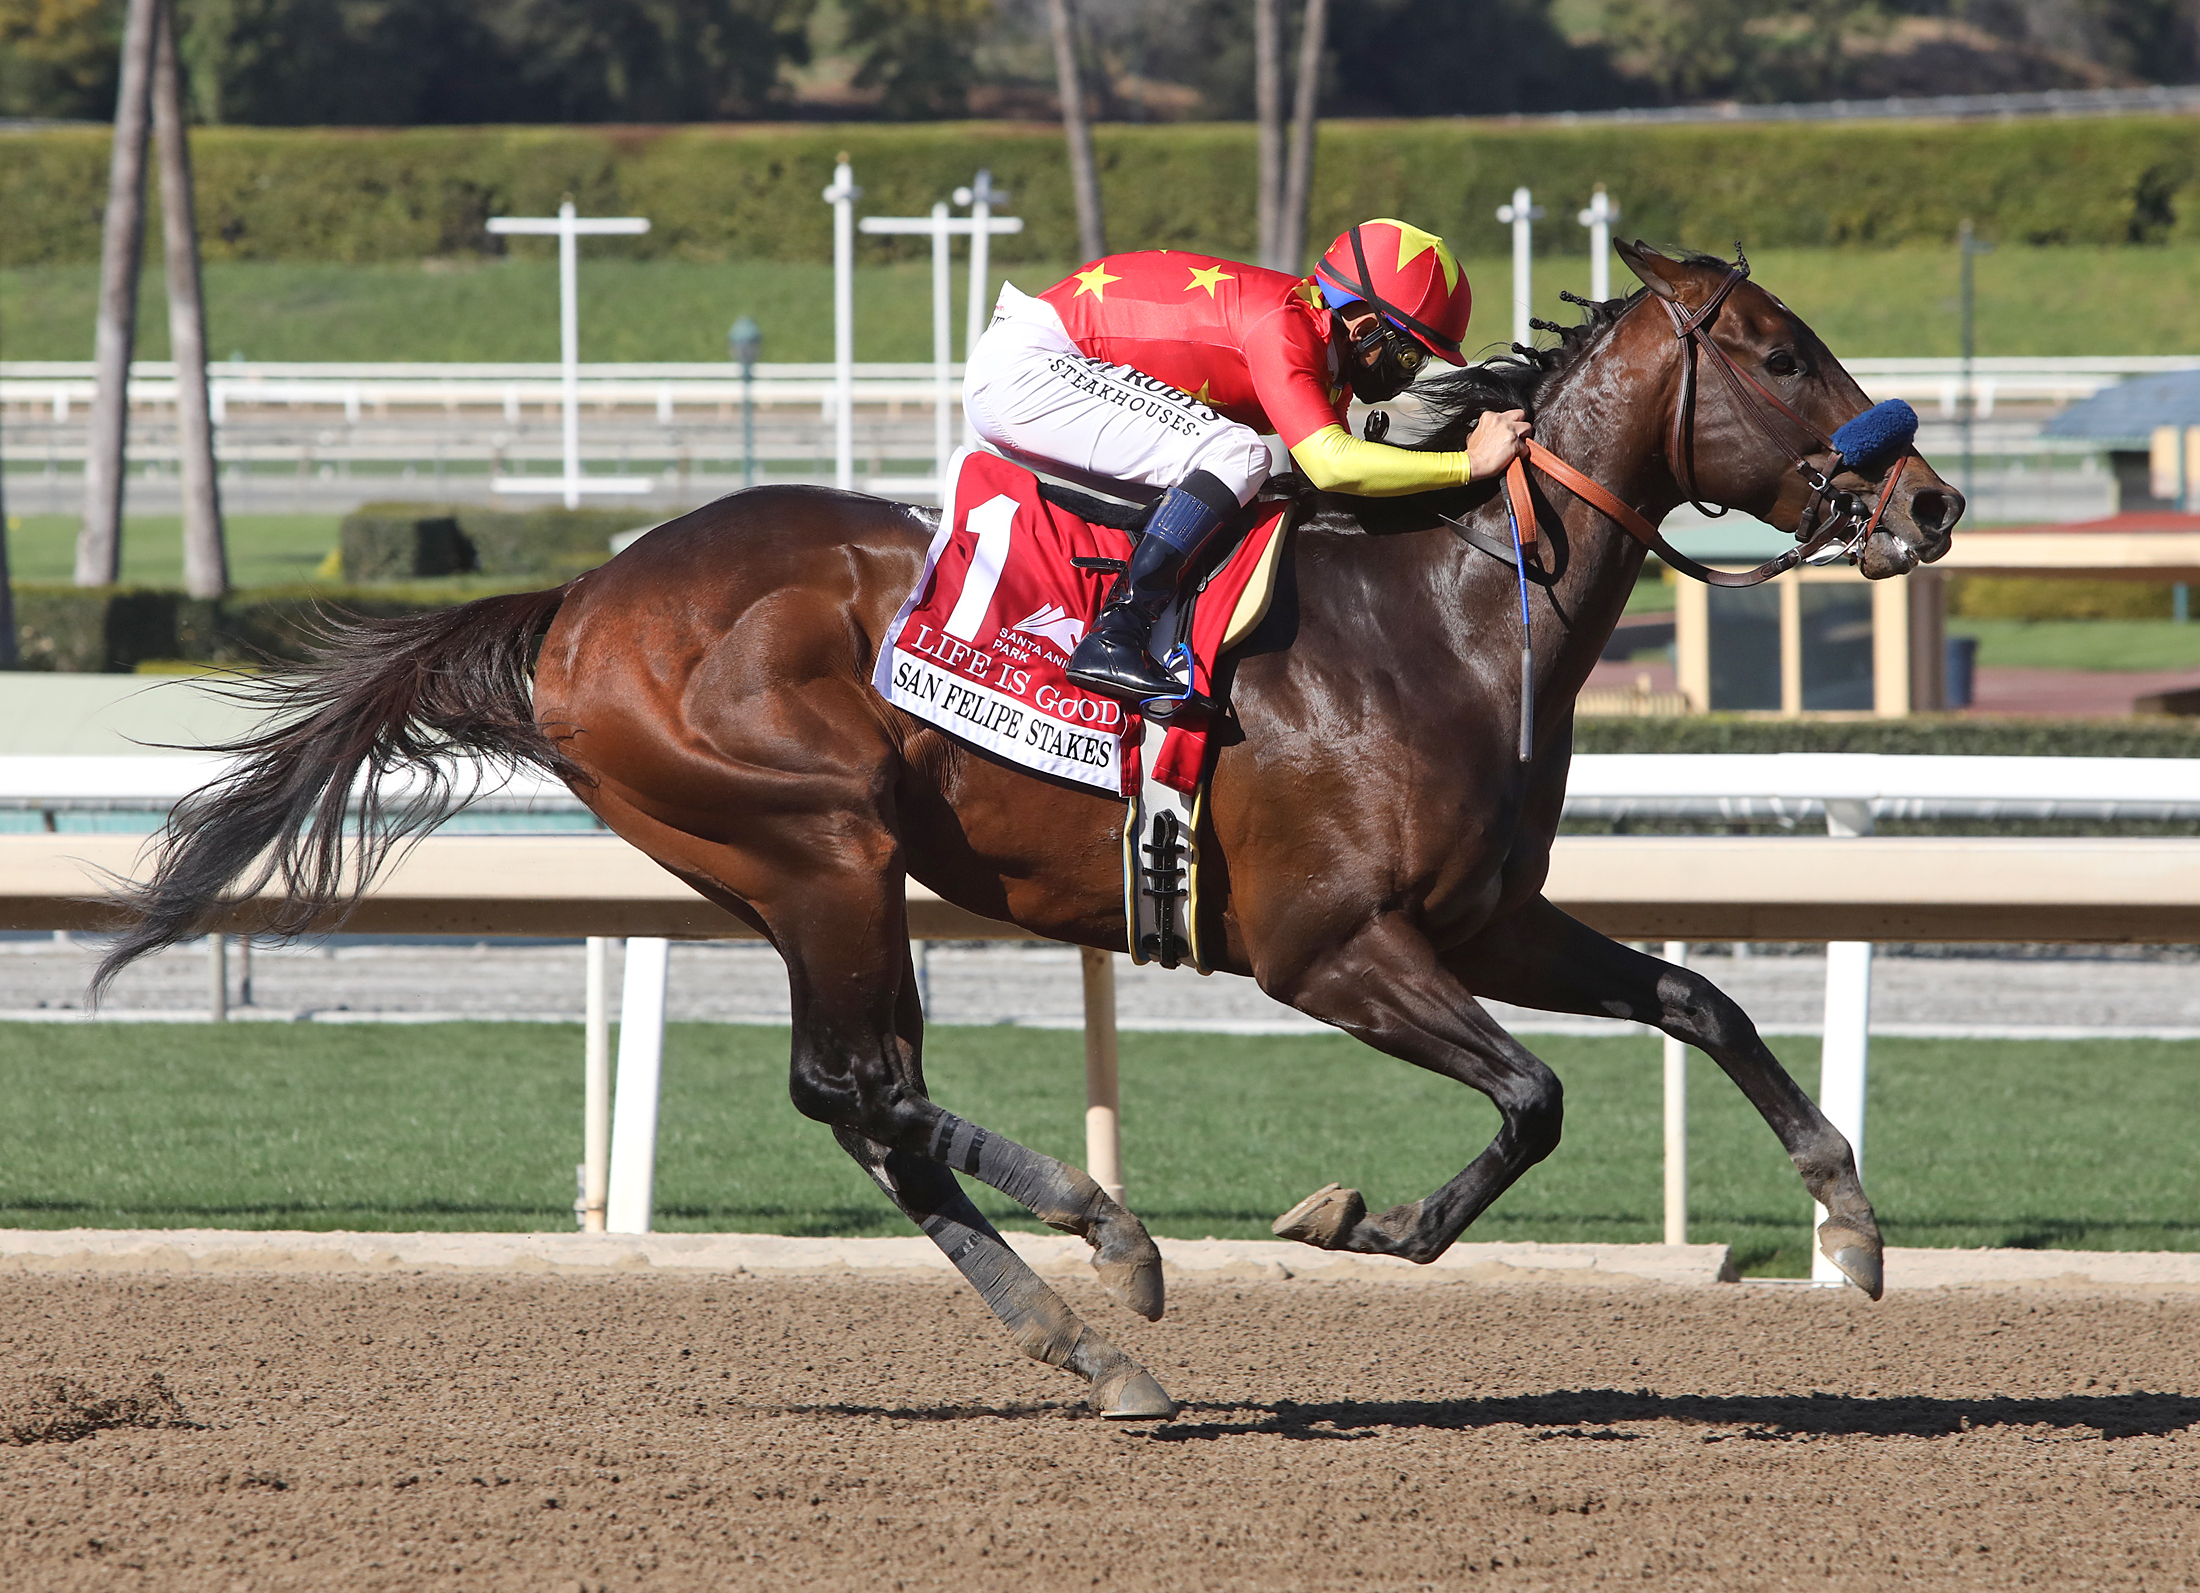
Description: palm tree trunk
xmin=153 ymin=0 xmax=227 ymax=599
xmin=79 ymin=0 xmax=161 ymax=588
xmin=1278 ymin=0 xmax=1329 ymax=276
xmin=1047 ymin=0 xmax=1107 ymax=261
xmin=1254 ymin=0 xmax=1283 ymax=268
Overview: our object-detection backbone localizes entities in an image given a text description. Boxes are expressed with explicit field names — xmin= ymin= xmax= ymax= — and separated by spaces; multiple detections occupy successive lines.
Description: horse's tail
xmin=92 ymin=584 xmax=580 ymax=1001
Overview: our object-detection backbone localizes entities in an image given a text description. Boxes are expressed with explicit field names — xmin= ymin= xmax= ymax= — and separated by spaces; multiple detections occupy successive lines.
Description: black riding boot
xmin=1066 ymin=471 xmax=1239 ymax=705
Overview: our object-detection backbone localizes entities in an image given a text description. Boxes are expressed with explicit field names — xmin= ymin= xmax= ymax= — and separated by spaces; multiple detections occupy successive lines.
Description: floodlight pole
xmin=1577 ymin=187 xmax=1620 ymax=304
xmin=1958 ymin=219 xmax=1994 ymax=506
xmin=487 ymin=200 xmax=652 ymax=507
xmin=931 ymin=202 xmax=953 ymax=483
xmin=956 ymin=170 xmax=1012 ymax=448
xmin=1495 ymin=186 xmax=1546 ymax=349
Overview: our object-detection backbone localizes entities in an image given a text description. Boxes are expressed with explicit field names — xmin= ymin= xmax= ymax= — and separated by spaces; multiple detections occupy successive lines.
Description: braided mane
xmin=1406 ymin=287 xmax=1644 ymax=452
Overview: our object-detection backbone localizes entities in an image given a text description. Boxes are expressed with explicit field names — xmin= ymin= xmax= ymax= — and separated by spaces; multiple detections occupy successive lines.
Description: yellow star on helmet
xmin=1378 ymin=218 xmax=1461 ymax=294
xmin=1071 ymin=261 xmax=1121 ymax=300
xmin=1185 ymin=264 xmax=1234 ymax=298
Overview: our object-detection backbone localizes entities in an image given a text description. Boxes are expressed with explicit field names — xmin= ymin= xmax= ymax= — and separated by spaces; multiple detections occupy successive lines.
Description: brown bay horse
xmin=98 ymin=245 xmax=1961 ymax=1420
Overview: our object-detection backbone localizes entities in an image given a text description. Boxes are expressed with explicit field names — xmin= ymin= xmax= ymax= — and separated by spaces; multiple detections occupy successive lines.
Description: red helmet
xmin=1313 ymin=219 xmax=1471 ymax=366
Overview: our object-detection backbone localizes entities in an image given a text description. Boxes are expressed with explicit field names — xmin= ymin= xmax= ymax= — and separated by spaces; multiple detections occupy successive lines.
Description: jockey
xmin=962 ymin=218 xmax=1534 ymax=705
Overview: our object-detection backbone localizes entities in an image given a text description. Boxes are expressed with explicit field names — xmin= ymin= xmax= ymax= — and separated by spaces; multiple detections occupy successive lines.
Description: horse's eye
xmin=1766 ymin=350 xmax=1801 ymax=378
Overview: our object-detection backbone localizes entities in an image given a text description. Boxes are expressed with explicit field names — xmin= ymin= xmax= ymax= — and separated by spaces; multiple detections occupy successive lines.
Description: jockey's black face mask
xmin=1344 ymin=318 xmax=1425 ymax=405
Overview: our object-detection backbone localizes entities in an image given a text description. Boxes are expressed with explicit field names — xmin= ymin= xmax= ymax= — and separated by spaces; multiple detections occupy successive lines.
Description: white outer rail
xmin=8 ymin=354 xmax=2196 ymax=421
xmin=14 ymin=751 xmax=2199 ymax=818
xmin=9 ymin=753 xmax=2199 ymax=1250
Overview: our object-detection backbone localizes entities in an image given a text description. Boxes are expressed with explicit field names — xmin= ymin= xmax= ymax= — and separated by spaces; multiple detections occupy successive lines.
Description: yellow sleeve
xmin=1287 ymin=423 xmax=1472 ymax=497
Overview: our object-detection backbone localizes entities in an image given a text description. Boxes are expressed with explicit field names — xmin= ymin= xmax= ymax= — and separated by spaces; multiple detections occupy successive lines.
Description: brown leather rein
xmin=1460 ymin=257 xmax=1915 ymax=590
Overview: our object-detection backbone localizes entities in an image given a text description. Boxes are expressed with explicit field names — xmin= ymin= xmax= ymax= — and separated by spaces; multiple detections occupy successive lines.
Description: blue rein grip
xmin=1830 ymin=399 xmax=1919 ymax=474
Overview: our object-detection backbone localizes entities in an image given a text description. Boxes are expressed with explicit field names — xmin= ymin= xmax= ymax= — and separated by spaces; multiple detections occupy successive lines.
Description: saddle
xmin=872 ymin=449 xmax=1295 ymax=972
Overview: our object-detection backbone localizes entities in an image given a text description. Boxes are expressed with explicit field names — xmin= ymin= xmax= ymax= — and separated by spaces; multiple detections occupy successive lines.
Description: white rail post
xmin=606 ymin=935 xmax=671 ymax=1235
xmin=1080 ymin=947 xmax=1124 ymax=1205
xmin=956 ymin=169 xmax=1009 ymax=447
xmin=556 ymin=207 xmax=580 ymax=507
xmin=1494 ymin=186 xmax=1545 ymax=349
xmin=578 ymin=935 xmax=612 ymax=1233
xmin=822 ymin=157 xmax=861 ymax=491
xmin=1814 ymin=798 xmax=1874 ymax=1284
xmin=206 ymin=932 xmax=227 ymax=1022
xmin=485 ymin=201 xmax=651 ymax=505
xmin=1661 ymin=938 xmax=1687 ymax=1245
xmin=931 ymin=202 xmax=953 ymax=488
xmin=1577 ymin=186 xmax=1620 ymax=304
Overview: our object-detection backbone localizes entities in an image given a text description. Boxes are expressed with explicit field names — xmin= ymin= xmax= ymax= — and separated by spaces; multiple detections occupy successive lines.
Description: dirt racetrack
xmin=3 ymin=1272 xmax=2196 ymax=1591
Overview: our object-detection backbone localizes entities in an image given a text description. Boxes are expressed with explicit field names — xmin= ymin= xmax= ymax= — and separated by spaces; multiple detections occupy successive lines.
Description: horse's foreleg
xmin=1262 ymin=912 xmax=1567 ymax=1264
xmin=1455 ymin=896 xmax=1882 ymax=1298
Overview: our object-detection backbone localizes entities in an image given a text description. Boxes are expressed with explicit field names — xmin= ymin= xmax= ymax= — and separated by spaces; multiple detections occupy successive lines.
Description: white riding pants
xmin=962 ymin=284 xmax=1273 ymax=505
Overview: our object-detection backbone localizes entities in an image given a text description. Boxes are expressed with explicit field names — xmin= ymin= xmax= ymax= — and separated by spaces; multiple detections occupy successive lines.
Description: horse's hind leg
xmin=835 ymin=1125 xmax=1173 ymax=1419
xmin=770 ymin=876 xmax=1170 ymax=1413
xmin=1455 ymin=897 xmax=1883 ymax=1298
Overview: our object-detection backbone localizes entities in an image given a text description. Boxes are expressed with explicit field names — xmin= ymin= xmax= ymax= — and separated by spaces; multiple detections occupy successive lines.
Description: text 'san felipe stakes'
xmin=874 ymin=453 xmax=1134 ymax=794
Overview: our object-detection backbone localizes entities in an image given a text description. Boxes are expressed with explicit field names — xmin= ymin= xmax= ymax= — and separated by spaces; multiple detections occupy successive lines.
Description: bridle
xmin=1436 ymin=248 xmax=1926 ymax=763
xmin=1657 ymin=250 xmax=1913 ymax=583
xmin=1452 ymin=250 xmax=1919 ymax=590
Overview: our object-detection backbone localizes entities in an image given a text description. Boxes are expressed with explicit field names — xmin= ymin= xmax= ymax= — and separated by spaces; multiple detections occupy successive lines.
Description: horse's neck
xmin=1520 ymin=326 xmax=1679 ymax=659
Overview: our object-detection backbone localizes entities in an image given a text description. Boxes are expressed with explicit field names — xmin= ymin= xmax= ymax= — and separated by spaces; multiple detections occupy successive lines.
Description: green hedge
xmin=1950 ymin=575 xmax=2180 ymax=621
xmin=1574 ymin=716 xmax=2200 ymax=755
xmin=339 ymin=502 xmax=653 ymax=581
xmin=5 ymin=116 xmax=2197 ymax=268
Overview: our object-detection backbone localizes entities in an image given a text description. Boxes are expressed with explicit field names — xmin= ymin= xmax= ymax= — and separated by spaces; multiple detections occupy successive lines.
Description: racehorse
xmin=97 ymin=244 xmax=1960 ymax=1421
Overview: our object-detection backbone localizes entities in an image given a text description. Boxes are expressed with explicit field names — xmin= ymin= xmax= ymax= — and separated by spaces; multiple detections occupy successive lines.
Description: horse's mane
xmin=1405 ymin=286 xmax=1645 ymax=453
xmin=1407 ymin=248 xmax=1761 ymax=455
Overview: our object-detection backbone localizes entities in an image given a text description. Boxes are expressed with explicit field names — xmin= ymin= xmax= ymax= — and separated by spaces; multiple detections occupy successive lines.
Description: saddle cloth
xmin=874 ymin=448 xmax=1290 ymax=799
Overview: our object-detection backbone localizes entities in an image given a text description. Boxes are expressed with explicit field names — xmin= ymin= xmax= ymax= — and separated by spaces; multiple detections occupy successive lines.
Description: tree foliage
xmin=840 ymin=0 xmax=996 ymax=119
xmin=0 ymin=0 xmax=120 ymax=118
xmin=1 ymin=0 xmax=816 ymax=122
xmin=1 ymin=0 xmax=2194 ymax=122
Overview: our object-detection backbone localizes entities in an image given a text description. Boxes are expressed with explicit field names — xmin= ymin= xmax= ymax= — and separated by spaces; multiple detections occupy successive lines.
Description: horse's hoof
xmin=1272 ymin=1183 xmax=1365 ymax=1250
xmin=1090 ymin=1365 xmax=1177 ymax=1421
xmin=1093 ymin=1240 xmax=1165 ymax=1322
xmin=1818 ymin=1221 xmax=1885 ymax=1300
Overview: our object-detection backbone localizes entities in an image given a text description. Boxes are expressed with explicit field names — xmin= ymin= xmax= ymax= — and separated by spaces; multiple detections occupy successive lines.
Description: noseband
xmin=1658 ymin=252 xmax=1915 ymax=582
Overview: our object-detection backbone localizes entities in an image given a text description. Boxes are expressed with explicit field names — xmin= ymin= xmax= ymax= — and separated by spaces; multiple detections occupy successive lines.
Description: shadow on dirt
xmin=1137 ymin=1390 xmax=2200 ymax=1443
xmin=754 ymin=1388 xmax=2200 ymax=1440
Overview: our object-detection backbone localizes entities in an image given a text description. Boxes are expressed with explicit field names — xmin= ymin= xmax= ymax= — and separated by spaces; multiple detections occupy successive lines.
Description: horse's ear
xmin=1616 ymin=239 xmax=1684 ymax=303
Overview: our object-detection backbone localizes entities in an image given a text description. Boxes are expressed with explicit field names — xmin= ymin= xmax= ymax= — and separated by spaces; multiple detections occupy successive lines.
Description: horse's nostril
xmin=1909 ymin=489 xmax=1958 ymax=534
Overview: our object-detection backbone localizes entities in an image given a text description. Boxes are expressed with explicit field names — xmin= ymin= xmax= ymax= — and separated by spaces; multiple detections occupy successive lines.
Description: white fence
xmin=6 ymin=753 xmax=2198 ymax=1274
xmin=7 ymin=354 xmax=2194 ymax=423
xmin=2 ymin=360 xmax=966 ymax=425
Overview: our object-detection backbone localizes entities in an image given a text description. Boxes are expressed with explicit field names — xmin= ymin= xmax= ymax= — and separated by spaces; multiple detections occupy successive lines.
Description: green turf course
xmin=1948 ymin=617 xmax=2200 ymax=673
xmin=2 ymin=1021 xmax=2192 ymax=1276
xmin=4 ymin=513 xmax=341 ymax=589
xmin=7 ymin=243 xmax=2198 ymax=363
